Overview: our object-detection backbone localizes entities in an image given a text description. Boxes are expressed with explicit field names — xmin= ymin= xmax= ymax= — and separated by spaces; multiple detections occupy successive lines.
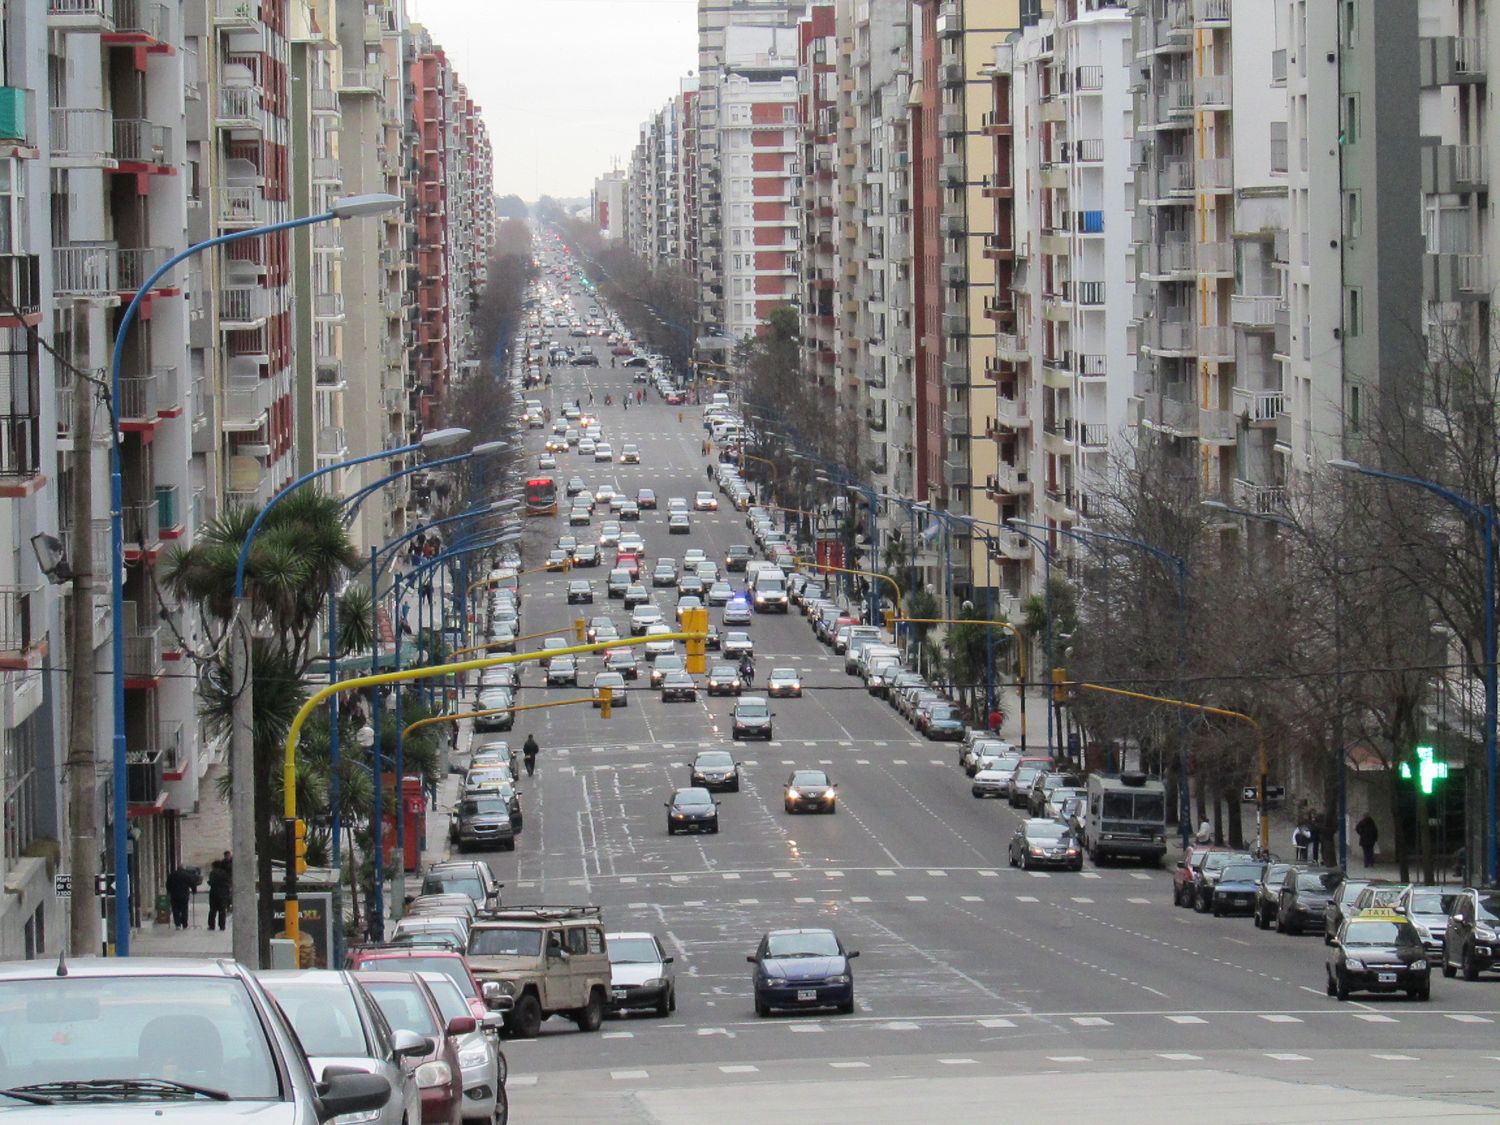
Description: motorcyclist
xmin=738 ymin=653 xmax=755 ymax=686
xmin=523 ymin=733 xmax=539 ymax=777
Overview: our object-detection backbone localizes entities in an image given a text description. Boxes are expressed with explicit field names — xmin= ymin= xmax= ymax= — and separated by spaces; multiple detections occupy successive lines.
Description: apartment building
xmin=335 ymin=0 xmax=413 ymax=554
xmin=976 ymin=0 xmax=1134 ymax=603
xmin=627 ymin=116 xmax=658 ymax=261
xmin=720 ymin=25 xmax=802 ymax=342
xmin=593 ymin=169 xmax=627 ymax=242
xmin=797 ymin=5 xmax=837 ymax=391
xmin=832 ymin=0 xmax=917 ymax=512
xmin=913 ymin=0 xmax=1035 ymax=609
xmin=695 ymin=0 xmax=809 ymax=345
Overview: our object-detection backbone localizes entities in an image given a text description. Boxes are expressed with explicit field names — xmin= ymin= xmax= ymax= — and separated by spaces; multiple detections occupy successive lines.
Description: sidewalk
xmin=131 ymin=761 xmax=234 ymax=958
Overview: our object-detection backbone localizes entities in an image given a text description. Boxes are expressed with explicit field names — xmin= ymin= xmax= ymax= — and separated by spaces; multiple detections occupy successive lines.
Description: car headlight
xmin=458 ymin=1040 xmax=492 ymax=1070
xmin=1030 ymin=847 xmax=1046 ymax=856
xmin=829 ymin=974 xmax=851 ymax=985
xmin=332 ymin=1109 xmax=382 ymax=1124
xmin=492 ymin=980 xmax=518 ymax=998
xmin=1411 ymin=960 xmax=1428 ymax=970
xmin=415 ymin=1060 xmax=453 ymax=1088
xmin=639 ymin=977 xmax=664 ymax=991
xmin=786 ymin=788 xmax=800 ymax=799
xmin=1476 ymin=927 xmax=1498 ymax=942
xmin=1344 ymin=958 xmax=1365 ymax=971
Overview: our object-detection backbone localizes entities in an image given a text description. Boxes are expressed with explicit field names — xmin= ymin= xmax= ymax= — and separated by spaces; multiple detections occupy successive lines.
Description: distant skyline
xmin=409 ymin=0 xmax=698 ymax=200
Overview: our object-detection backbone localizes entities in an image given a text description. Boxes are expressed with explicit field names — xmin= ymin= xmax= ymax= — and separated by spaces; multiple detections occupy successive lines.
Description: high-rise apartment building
xmin=797 ymin=5 xmax=837 ymax=390
xmin=592 ymin=170 xmax=628 ymax=242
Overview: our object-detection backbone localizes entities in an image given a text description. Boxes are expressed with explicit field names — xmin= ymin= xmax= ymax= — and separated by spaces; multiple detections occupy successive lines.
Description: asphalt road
xmin=460 ymin=276 xmax=1500 ymax=1119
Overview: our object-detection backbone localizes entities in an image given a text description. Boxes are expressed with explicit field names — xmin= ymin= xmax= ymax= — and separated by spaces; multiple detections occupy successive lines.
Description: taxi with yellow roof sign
xmin=1325 ymin=906 xmax=1432 ymax=1002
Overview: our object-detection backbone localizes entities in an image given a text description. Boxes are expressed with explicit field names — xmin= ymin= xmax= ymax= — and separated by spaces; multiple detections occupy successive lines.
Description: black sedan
xmin=749 ymin=928 xmax=857 ymax=1017
xmin=783 ymin=769 xmax=836 ymax=814
xmin=706 ymin=663 xmax=743 ymax=696
xmin=1327 ymin=912 xmax=1431 ymax=1001
xmin=660 ymin=671 xmax=698 ymax=702
xmin=1252 ymin=862 xmax=1293 ymax=930
xmin=690 ymin=750 xmax=740 ymax=792
xmin=1007 ymin=819 xmax=1083 ymax=871
xmin=665 ymin=787 xmax=719 ymax=835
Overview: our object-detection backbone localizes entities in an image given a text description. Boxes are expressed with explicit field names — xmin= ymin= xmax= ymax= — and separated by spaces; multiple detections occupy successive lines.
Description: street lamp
xmin=106 ymin=193 xmax=402 ymax=957
xmin=1329 ymin=458 xmax=1498 ymax=883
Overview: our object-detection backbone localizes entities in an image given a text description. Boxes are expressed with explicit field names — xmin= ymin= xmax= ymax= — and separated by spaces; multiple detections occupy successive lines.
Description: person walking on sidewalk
xmin=165 ymin=865 xmax=196 ymax=930
xmin=1356 ymin=813 xmax=1379 ymax=868
xmin=206 ymin=858 xmax=231 ymax=932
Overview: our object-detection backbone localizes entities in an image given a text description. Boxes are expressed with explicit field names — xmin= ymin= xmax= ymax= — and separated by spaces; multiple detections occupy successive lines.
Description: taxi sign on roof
xmin=1354 ymin=906 xmax=1405 ymax=920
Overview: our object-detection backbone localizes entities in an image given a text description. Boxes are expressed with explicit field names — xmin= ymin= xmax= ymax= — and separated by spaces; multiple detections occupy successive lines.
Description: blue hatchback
xmin=749 ymin=928 xmax=858 ymax=1016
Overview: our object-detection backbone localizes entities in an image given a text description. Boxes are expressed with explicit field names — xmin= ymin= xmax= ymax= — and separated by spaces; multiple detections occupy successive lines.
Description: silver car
xmin=418 ymin=971 xmax=507 ymax=1124
xmin=0 ymin=957 xmax=390 ymax=1121
xmin=259 ymin=971 xmax=423 ymax=1125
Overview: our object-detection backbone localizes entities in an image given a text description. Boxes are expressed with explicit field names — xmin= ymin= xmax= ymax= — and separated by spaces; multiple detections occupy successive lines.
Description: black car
xmin=731 ymin=697 xmax=773 ymax=740
xmin=660 ymin=671 xmax=698 ymax=702
xmin=450 ymin=791 xmax=516 ymax=852
xmin=1442 ymin=886 xmax=1500 ymax=980
xmin=574 ymin=351 xmax=599 ymax=367
xmin=706 ymin=663 xmax=743 ymax=696
xmin=725 ymin=545 xmax=754 ymax=572
xmin=1208 ymin=862 xmax=1265 ymax=917
xmin=566 ymin=580 xmax=594 ymax=605
xmin=1008 ymin=819 xmax=1083 ymax=871
xmin=783 ymin=769 xmax=836 ymax=813
xmin=665 ymin=787 xmax=719 ymax=835
xmin=1253 ymin=862 xmax=1293 ymax=929
xmin=1188 ymin=849 xmax=1256 ymax=912
xmin=1322 ymin=878 xmax=1372 ymax=943
xmin=690 ymin=750 xmax=740 ymax=792
xmin=572 ymin=543 xmax=600 ymax=568
xmin=1277 ymin=865 xmax=1343 ymax=934
xmin=1327 ymin=911 xmax=1431 ymax=1001
xmin=749 ymin=928 xmax=857 ymax=1017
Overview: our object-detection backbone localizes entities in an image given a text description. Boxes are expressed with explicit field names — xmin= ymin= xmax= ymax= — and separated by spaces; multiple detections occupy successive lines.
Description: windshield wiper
xmin=9 ymin=1078 xmax=231 ymax=1102
xmin=0 ymin=1088 xmax=55 ymax=1105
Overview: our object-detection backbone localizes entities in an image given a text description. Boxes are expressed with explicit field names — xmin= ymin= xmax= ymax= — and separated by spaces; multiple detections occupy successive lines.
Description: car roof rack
xmin=476 ymin=904 xmax=602 ymax=922
xmin=348 ymin=940 xmax=464 ymax=954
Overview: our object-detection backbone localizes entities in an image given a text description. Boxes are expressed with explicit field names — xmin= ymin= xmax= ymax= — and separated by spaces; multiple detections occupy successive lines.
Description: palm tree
xmin=163 ymin=490 xmax=366 ymax=962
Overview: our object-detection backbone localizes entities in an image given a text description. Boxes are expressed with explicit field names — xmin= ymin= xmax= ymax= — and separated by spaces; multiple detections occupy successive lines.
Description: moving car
xmin=592 ymin=671 xmax=628 ymax=708
xmin=668 ymin=512 xmax=691 ymax=535
xmin=665 ymin=787 xmax=719 ymax=834
xmin=546 ymin=656 xmax=579 ymax=686
xmin=566 ymin=579 xmax=594 ymax=604
xmin=450 ymin=790 xmax=517 ymax=852
xmin=706 ymin=662 xmax=743 ymax=696
xmin=766 ymin=667 xmax=802 ymax=697
xmin=693 ymin=491 xmax=718 ymax=511
xmin=606 ymin=932 xmax=676 ymax=1016
xmin=660 ymin=670 xmax=698 ymax=701
xmin=1008 ymin=819 xmax=1084 ymax=871
xmin=619 ymin=444 xmax=641 ymax=464
xmin=731 ymin=696 xmax=773 ymax=740
xmin=1400 ymin=884 xmax=1461 ymax=958
xmin=466 ymin=905 xmax=611 ymax=1039
xmin=1441 ymin=886 xmax=1500 ymax=980
xmin=1327 ymin=909 xmax=1431 ymax=1001
xmin=721 ymin=631 xmax=753 ymax=659
xmin=749 ymin=928 xmax=858 ymax=1017
xmin=783 ymin=768 xmax=836 ymax=813
xmin=690 ymin=750 xmax=740 ymax=792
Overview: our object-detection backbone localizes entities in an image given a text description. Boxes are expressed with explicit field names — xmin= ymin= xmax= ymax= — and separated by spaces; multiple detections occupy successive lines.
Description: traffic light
xmin=883 ymin=609 xmax=895 ymax=630
xmin=600 ymin=686 xmax=613 ymax=718
xmin=573 ymin=617 xmax=586 ymax=642
xmin=1052 ymin=668 xmax=1070 ymax=704
xmin=683 ymin=607 xmax=707 ymax=674
xmin=292 ymin=817 xmax=308 ymax=875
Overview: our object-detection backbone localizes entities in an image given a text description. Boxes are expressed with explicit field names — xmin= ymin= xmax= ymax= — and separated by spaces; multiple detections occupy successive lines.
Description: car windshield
xmin=737 ymin=703 xmax=769 ymax=717
xmin=1203 ymin=852 xmax=1253 ymax=873
xmin=423 ymin=874 xmax=484 ymax=900
xmin=264 ymin=979 xmax=369 ymax=1058
xmin=790 ymin=771 xmax=829 ymax=786
xmin=1336 ymin=880 xmax=1370 ymax=903
xmin=469 ymin=927 xmax=545 ymax=958
xmin=419 ymin=975 xmax=470 ymax=1024
xmin=1025 ymin=822 xmax=1069 ymax=841
xmin=771 ymin=669 xmax=797 ymax=679
xmin=766 ymin=931 xmax=841 ymax=958
xmin=361 ymin=980 xmax=439 ymax=1038
xmin=0 ymin=975 xmax=282 ymax=1099
xmin=1297 ymin=870 xmax=1342 ymax=892
xmin=1220 ymin=865 xmax=1263 ymax=882
xmin=675 ymin=789 xmax=713 ymax=806
xmin=462 ymin=796 xmax=509 ymax=817
xmin=610 ymin=938 xmax=662 ymax=965
xmin=1344 ymin=921 xmax=1419 ymax=946
xmin=1409 ymin=891 xmax=1459 ymax=916
xmin=1478 ymin=893 xmax=1500 ymax=921
xmin=697 ymin=752 xmax=734 ymax=768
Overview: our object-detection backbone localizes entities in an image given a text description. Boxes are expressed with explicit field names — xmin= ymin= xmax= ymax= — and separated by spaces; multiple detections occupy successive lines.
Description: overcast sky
xmin=408 ymin=0 xmax=699 ymax=201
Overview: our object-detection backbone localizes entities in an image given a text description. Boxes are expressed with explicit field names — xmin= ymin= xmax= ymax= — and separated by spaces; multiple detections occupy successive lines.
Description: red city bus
xmin=525 ymin=476 xmax=558 ymax=516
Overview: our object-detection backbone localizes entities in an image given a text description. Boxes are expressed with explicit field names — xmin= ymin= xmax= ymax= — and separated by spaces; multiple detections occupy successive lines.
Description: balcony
xmin=1197 ymin=157 xmax=1233 ymax=191
xmin=216 ymin=85 xmax=263 ymax=129
xmin=994 ymin=394 xmax=1030 ymax=431
xmin=943 ymin=359 xmax=968 ymax=387
xmin=1230 ymin=294 xmax=1279 ymax=329
xmin=1196 ymin=240 xmax=1233 ymax=274
xmin=314 ymin=292 xmax=345 ymax=321
xmin=995 ymin=530 xmax=1032 ymax=561
xmin=317 ymin=426 xmax=348 ymax=459
xmin=1146 ymin=319 xmax=1195 ymax=355
xmin=110 ymin=0 xmax=168 ymax=42
xmin=315 ymin=360 xmax=345 ymax=391
xmin=213 ymin=0 xmax=257 ymax=28
xmin=0 ymin=585 xmax=43 ymax=659
xmin=310 ymin=87 xmax=339 ymax=116
xmin=216 ymin=185 xmax=266 ymax=228
xmin=117 ymin=372 xmax=161 ymax=423
xmin=311 ymin=156 xmax=342 ymax=184
xmin=1078 ymin=423 xmax=1109 ymax=448
xmin=1198 ymin=324 xmax=1234 ymax=360
xmin=939 ymin=111 xmax=965 ymax=135
xmin=122 ymin=497 xmax=159 ymax=550
xmin=1271 ymin=48 xmax=1287 ymax=86
xmin=220 ymin=285 xmax=269 ymax=327
xmin=124 ymin=619 xmax=164 ymax=684
xmin=112 ymin=119 xmax=170 ymax=165
xmin=988 ymin=461 xmax=1024 ymax=495
xmin=941 ymin=159 xmax=965 ymax=186
xmin=116 ymin=247 xmax=164 ymax=294
xmin=1233 ymin=477 xmax=1289 ymax=515
xmin=126 ymin=749 xmax=164 ymax=804
xmin=996 ymin=333 xmax=1028 ymax=363
xmin=53 ymin=244 xmax=119 ymax=297
xmin=342 ymin=64 xmax=383 ymax=93
xmin=942 ymin=312 xmax=968 ymax=337
xmin=1233 ymin=386 xmax=1286 ymax=424
xmin=222 ymin=375 xmax=270 ymax=430
xmin=49 ymin=0 xmax=116 ymax=30
xmin=935 ymin=0 xmax=961 ymax=37
xmin=942 ymin=459 xmax=971 ymax=489
xmin=1424 ymin=144 xmax=1487 ymax=194
xmin=943 ymin=408 xmax=970 ymax=436
xmin=1195 ymin=73 xmax=1231 ymax=109
xmin=51 ymin=107 xmax=113 ymax=164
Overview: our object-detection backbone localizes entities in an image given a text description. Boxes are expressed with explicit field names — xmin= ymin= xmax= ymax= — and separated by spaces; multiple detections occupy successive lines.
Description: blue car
xmin=748 ymin=928 xmax=858 ymax=1017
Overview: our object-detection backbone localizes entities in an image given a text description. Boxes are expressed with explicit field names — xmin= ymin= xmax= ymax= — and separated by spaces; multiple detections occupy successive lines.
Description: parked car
xmin=1442 ymin=886 xmax=1500 ymax=980
xmin=349 ymin=970 xmax=468 ymax=1124
xmin=1276 ymin=865 xmax=1344 ymax=934
xmin=1207 ymin=861 xmax=1266 ymax=917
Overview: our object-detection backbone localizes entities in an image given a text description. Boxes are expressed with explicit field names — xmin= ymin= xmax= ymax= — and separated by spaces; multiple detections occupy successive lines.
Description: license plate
xmin=612 ymin=989 xmax=627 ymax=998
xmin=796 ymin=989 xmax=817 ymax=1002
xmin=1377 ymin=972 xmax=1396 ymax=983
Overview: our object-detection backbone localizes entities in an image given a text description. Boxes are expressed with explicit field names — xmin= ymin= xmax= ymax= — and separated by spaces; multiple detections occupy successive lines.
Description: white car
xmin=644 ymin=623 xmax=677 ymax=658
xmin=683 ymin=549 xmax=707 ymax=568
xmin=694 ymin=491 xmax=719 ymax=511
xmin=666 ymin=497 xmax=689 ymax=514
xmin=594 ymin=443 xmax=614 ymax=462
xmin=630 ymin=604 xmax=664 ymax=635
xmin=578 ymin=438 xmax=597 ymax=456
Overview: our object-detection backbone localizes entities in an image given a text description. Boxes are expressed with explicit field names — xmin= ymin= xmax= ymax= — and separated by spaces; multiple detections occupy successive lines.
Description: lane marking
xmin=720 ymin=1064 xmax=759 ymax=1073
xmin=1447 ymin=1013 xmax=1493 ymax=1024
xmin=883 ymin=1021 xmax=920 ymax=1030
xmin=611 ymin=1070 xmax=649 ymax=1080
xmin=1071 ymin=1016 xmax=1112 ymax=1027
xmin=978 ymin=1018 xmax=1015 ymax=1028
xmin=602 ymin=1031 xmax=633 ymax=1039
xmin=1166 ymin=1015 xmax=1207 ymax=1025
xmin=1158 ymin=1053 xmax=1202 ymax=1061
xmin=509 ymin=1076 xmax=538 ymax=1087
xmin=1046 ymin=1056 xmax=1090 ymax=1063
xmin=1016 ymin=896 xmax=1039 ymax=903
xmin=906 ymin=895 xmax=928 ymax=902
xmin=939 ymin=1058 xmax=978 ymax=1065
xmin=1354 ymin=1013 xmax=1398 ymax=1023
xmin=789 ymin=1024 xmax=824 ymax=1033
xmin=1259 ymin=1014 xmax=1303 ymax=1024
xmin=830 ymin=1061 xmax=869 ymax=1069
xmin=1266 ymin=1053 xmax=1309 ymax=1062
xmin=1372 ymin=1054 xmax=1417 ymax=1062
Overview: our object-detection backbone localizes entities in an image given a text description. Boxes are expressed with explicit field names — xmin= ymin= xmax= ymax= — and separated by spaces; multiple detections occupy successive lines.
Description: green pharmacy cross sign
xmin=1399 ymin=745 xmax=1450 ymax=795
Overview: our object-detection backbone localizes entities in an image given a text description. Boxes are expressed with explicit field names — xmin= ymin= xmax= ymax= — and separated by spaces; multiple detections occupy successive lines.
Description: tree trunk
xmin=1224 ymin=786 xmax=1244 ymax=850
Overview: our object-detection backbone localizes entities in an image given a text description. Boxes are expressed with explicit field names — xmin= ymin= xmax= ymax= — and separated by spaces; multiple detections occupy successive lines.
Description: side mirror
xmin=481 ymin=1010 xmax=508 ymax=1030
xmin=846 ymin=950 xmax=860 ymax=959
xmin=391 ymin=1028 xmax=429 ymax=1060
xmin=446 ymin=1015 xmax=477 ymax=1036
xmin=747 ymin=955 xmax=758 ymax=964
xmin=662 ymin=956 xmax=674 ymax=965
xmin=316 ymin=1067 xmax=392 ymax=1122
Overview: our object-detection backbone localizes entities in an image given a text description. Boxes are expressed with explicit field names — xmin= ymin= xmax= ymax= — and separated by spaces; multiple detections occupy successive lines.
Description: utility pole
xmin=230 ymin=598 xmax=258 ymax=966
xmin=67 ymin=370 xmax=99 ymax=955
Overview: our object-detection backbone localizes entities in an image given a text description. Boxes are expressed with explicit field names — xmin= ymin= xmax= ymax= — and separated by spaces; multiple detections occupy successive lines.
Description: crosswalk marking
xmin=509 ymin=1076 xmax=539 ymax=1087
xmin=1372 ymin=1054 xmax=1417 ymax=1061
xmin=927 ymin=870 xmax=948 ymax=877
xmin=1071 ymin=1016 xmax=1112 ymax=1027
xmin=1166 ymin=1015 xmax=1207 ymax=1025
xmin=883 ymin=1021 xmax=920 ymax=1031
xmin=1158 ymin=1053 xmax=1202 ymax=1061
xmin=1047 ymin=1056 xmax=1090 ymax=1063
xmin=1354 ymin=1013 xmax=1398 ymax=1023
xmin=602 ymin=1031 xmax=633 ymax=1039
xmin=961 ymin=895 xmax=983 ymax=902
xmin=1128 ymin=897 xmax=1153 ymax=904
xmin=851 ymin=895 xmax=872 ymax=903
xmin=978 ymin=870 xmax=998 ymax=877
xmin=722 ymin=873 xmax=741 ymax=880
xmin=794 ymin=897 xmax=815 ymax=904
xmin=1259 ymin=1014 xmax=1302 ymax=1024
xmin=773 ymin=871 xmax=793 ymax=879
xmin=1071 ymin=897 xmax=1095 ymax=904
xmin=830 ymin=1061 xmax=869 ymax=1068
xmin=1016 ymin=896 xmax=1039 ymax=903
xmin=939 ymin=1058 xmax=978 ymax=1065
xmin=611 ymin=1069 xmax=649 ymax=1080
xmin=720 ymin=1064 xmax=759 ymax=1073
xmin=906 ymin=895 xmax=928 ymax=902
xmin=978 ymin=1018 xmax=1015 ymax=1028
xmin=1266 ymin=1053 xmax=1309 ymax=1062
xmin=789 ymin=1024 xmax=824 ymax=1033
xmin=1446 ymin=1013 xmax=1493 ymax=1024
xmin=876 ymin=870 xmax=896 ymax=877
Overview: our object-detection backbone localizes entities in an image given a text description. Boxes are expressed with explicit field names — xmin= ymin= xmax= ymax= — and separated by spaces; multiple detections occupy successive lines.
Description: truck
xmin=1083 ymin=772 xmax=1169 ymax=865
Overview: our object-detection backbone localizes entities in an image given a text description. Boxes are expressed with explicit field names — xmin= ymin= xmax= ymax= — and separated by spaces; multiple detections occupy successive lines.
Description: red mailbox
xmin=380 ymin=774 xmax=428 ymax=872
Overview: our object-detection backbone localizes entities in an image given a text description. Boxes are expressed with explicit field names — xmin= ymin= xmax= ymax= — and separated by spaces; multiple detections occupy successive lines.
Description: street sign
xmin=54 ymin=873 xmax=72 ymax=899
xmin=1241 ymin=785 xmax=1286 ymax=803
xmin=94 ymin=873 xmax=116 ymax=897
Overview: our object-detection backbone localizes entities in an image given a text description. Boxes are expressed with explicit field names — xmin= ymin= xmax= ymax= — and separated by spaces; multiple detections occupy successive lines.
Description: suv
xmin=466 ymin=905 xmax=611 ymax=1038
xmin=1442 ymin=886 xmax=1500 ymax=980
xmin=450 ymin=789 xmax=518 ymax=851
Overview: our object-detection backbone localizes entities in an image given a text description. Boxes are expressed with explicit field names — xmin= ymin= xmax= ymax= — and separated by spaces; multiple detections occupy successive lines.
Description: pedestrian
xmin=1355 ymin=813 xmax=1379 ymax=868
xmin=1307 ymin=818 xmax=1322 ymax=864
xmin=611 ymin=356 xmax=616 ymax=368
xmin=165 ymin=865 xmax=196 ymax=930
xmin=588 ymin=390 xmax=594 ymax=405
xmin=987 ymin=707 xmax=1002 ymax=733
xmin=1194 ymin=818 xmax=1212 ymax=845
xmin=425 ymin=773 xmax=439 ymax=811
xmin=623 ymin=396 xmax=629 ymax=412
xmin=523 ymin=732 xmax=539 ymax=777
xmin=1292 ymin=823 xmax=1308 ymax=861
xmin=206 ymin=858 xmax=231 ymax=932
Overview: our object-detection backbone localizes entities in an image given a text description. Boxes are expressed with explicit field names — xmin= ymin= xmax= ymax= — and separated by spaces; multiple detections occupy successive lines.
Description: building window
xmin=1340 ymin=94 xmax=1358 ymax=145
xmin=2 ymin=713 xmax=40 ymax=866
xmin=1344 ymin=287 xmax=1362 ymax=337
xmin=1340 ymin=0 xmax=1357 ymax=48
xmin=1342 ymin=190 xmax=1361 ymax=241
xmin=1347 ymin=383 xmax=1361 ymax=432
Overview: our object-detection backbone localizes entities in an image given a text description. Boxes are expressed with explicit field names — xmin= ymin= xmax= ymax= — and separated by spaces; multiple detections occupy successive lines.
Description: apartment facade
xmin=797 ymin=5 xmax=837 ymax=390
xmin=592 ymin=169 xmax=627 ymax=243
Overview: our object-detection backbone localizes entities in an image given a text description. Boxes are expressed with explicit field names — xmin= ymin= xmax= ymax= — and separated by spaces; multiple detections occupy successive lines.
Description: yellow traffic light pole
xmin=401 ymin=695 xmax=605 ymax=741
xmin=1065 ymin=681 xmax=1268 ymax=855
xmin=280 ymin=631 xmax=703 ymax=947
xmin=792 ymin=557 xmax=902 ymax=619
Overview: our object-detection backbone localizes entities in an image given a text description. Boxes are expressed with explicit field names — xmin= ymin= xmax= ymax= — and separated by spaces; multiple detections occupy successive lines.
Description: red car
xmin=344 ymin=946 xmax=497 ymax=1024
xmin=665 ymin=391 xmax=686 ymax=405
xmin=356 ymin=970 xmax=468 ymax=1124
xmin=615 ymin=549 xmax=643 ymax=579
xmin=1173 ymin=844 xmax=1236 ymax=908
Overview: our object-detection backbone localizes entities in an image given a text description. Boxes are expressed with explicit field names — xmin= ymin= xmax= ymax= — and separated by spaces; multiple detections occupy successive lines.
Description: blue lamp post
xmin=1330 ymin=458 xmax=1498 ymax=883
xmin=106 ymin=193 xmax=402 ymax=958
